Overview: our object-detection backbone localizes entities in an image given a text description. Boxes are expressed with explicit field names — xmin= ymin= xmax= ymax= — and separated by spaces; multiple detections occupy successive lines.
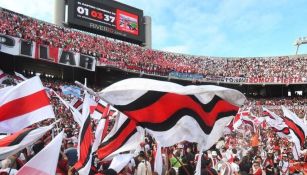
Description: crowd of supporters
xmin=0 ymin=74 xmax=306 ymax=175
xmin=246 ymin=98 xmax=307 ymax=119
xmin=1 ymin=7 xmax=307 ymax=175
xmin=1 ymin=9 xmax=307 ymax=80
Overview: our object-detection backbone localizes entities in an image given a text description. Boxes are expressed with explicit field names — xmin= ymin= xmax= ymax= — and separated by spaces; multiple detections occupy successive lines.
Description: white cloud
xmin=160 ymin=45 xmax=189 ymax=54
xmin=0 ymin=0 xmax=54 ymax=22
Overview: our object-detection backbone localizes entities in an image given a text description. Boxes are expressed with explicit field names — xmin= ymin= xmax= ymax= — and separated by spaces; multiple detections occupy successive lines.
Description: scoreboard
xmin=67 ymin=0 xmax=145 ymax=44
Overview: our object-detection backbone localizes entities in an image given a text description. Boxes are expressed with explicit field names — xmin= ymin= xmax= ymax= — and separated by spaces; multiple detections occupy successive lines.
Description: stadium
xmin=0 ymin=0 xmax=306 ymax=175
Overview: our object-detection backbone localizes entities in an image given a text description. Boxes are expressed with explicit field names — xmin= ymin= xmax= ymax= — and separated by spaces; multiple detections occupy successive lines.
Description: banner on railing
xmin=224 ymin=77 xmax=246 ymax=83
xmin=169 ymin=72 xmax=203 ymax=80
xmin=0 ymin=34 xmax=96 ymax=71
xmin=247 ymin=77 xmax=306 ymax=84
xmin=204 ymin=76 xmax=225 ymax=82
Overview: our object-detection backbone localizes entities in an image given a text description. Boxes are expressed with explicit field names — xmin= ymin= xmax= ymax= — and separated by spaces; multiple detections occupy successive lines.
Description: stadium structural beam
xmin=294 ymin=36 xmax=307 ymax=55
xmin=54 ymin=0 xmax=66 ymax=27
xmin=143 ymin=16 xmax=152 ymax=49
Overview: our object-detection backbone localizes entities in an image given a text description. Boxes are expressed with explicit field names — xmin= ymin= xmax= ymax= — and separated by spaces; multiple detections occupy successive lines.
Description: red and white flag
xmin=17 ymin=131 xmax=64 ymax=175
xmin=0 ymin=124 xmax=54 ymax=159
xmin=0 ymin=76 xmax=55 ymax=133
xmin=98 ymin=78 xmax=245 ymax=149
xmin=232 ymin=109 xmax=250 ymax=130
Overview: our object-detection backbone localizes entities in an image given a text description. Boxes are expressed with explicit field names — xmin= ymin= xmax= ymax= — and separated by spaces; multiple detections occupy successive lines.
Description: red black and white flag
xmin=282 ymin=106 xmax=307 ymax=159
xmin=98 ymin=78 xmax=245 ymax=149
xmin=70 ymin=97 xmax=83 ymax=112
xmin=0 ymin=124 xmax=54 ymax=159
xmin=74 ymin=93 xmax=94 ymax=175
xmin=266 ymin=117 xmax=291 ymax=139
xmin=0 ymin=76 xmax=55 ymax=133
xmin=96 ymin=112 xmax=144 ymax=160
xmin=91 ymin=100 xmax=117 ymax=120
xmin=262 ymin=107 xmax=284 ymax=124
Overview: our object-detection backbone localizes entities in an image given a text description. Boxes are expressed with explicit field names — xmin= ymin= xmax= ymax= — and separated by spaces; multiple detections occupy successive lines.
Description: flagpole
xmin=8 ymin=151 xmax=21 ymax=174
xmin=171 ymin=152 xmax=191 ymax=175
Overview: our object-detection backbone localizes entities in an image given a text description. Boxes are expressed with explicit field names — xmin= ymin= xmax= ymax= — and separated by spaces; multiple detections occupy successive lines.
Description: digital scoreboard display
xmin=67 ymin=0 xmax=145 ymax=44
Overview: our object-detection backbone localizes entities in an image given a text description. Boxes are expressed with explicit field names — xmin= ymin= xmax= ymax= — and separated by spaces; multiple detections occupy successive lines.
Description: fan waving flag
xmin=17 ymin=131 xmax=64 ymax=175
xmin=98 ymin=78 xmax=245 ymax=149
xmin=0 ymin=76 xmax=55 ymax=133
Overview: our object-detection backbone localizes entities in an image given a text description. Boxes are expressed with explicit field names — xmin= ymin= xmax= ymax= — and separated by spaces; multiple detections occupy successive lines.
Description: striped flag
xmin=98 ymin=78 xmax=245 ymax=149
xmin=96 ymin=114 xmax=144 ymax=160
xmin=266 ymin=117 xmax=291 ymax=139
xmin=73 ymin=93 xmax=93 ymax=175
xmin=70 ymin=96 xmax=98 ymax=115
xmin=70 ymin=97 xmax=83 ymax=112
xmin=262 ymin=107 xmax=284 ymax=124
xmin=232 ymin=109 xmax=250 ymax=130
xmin=0 ymin=125 xmax=54 ymax=159
xmin=282 ymin=106 xmax=307 ymax=159
xmin=16 ymin=131 xmax=64 ymax=175
xmin=0 ymin=76 xmax=55 ymax=133
xmin=91 ymin=100 xmax=116 ymax=120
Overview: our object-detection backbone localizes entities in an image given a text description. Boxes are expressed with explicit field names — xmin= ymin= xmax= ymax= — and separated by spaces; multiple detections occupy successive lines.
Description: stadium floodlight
xmin=294 ymin=37 xmax=307 ymax=55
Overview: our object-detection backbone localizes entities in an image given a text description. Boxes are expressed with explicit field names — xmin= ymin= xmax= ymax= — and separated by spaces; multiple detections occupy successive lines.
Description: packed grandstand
xmin=0 ymin=6 xmax=306 ymax=175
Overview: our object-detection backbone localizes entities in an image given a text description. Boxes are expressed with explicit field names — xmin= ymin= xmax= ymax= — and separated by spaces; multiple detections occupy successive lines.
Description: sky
xmin=1 ymin=0 xmax=307 ymax=57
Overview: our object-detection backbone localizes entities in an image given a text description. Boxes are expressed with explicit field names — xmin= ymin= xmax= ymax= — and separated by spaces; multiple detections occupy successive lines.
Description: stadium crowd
xmin=0 ymin=74 xmax=306 ymax=175
xmin=1 ymin=9 xmax=307 ymax=80
xmin=0 ymin=7 xmax=307 ymax=175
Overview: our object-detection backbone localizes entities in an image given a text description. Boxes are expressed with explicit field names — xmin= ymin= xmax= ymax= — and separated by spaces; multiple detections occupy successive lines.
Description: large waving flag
xmin=98 ymin=78 xmax=245 ymax=149
xmin=282 ymin=106 xmax=307 ymax=159
xmin=0 ymin=76 xmax=55 ymax=133
xmin=0 ymin=124 xmax=54 ymax=159
xmin=282 ymin=106 xmax=307 ymax=147
xmin=16 ymin=131 xmax=64 ymax=175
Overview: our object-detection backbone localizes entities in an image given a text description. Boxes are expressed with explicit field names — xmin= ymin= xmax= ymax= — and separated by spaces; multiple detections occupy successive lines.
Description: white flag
xmin=17 ymin=131 xmax=64 ymax=175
